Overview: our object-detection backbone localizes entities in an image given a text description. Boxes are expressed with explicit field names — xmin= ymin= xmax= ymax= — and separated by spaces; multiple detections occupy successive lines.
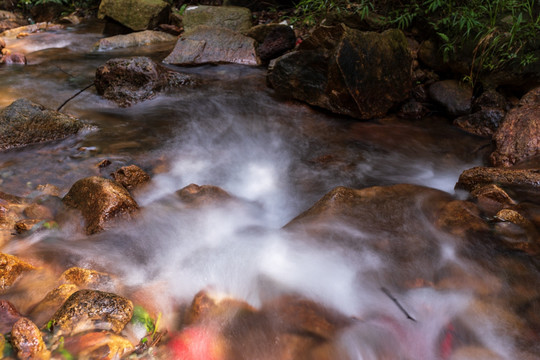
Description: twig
xmin=381 ymin=287 xmax=417 ymax=322
xmin=54 ymin=65 xmax=74 ymax=77
xmin=57 ymin=83 xmax=95 ymax=112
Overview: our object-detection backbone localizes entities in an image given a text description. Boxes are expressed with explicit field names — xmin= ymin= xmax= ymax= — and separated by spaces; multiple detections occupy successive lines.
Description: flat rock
xmin=49 ymin=289 xmax=133 ymax=336
xmin=163 ymin=25 xmax=259 ymax=66
xmin=0 ymin=98 xmax=85 ymax=151
xmin=182 ymin=5 xmax=252 ymax=32
xmin=98 ymin=0 xmax=170 ymax=31
xmin=93 ymin=30 xmax=177 ymax=51
xmin=62 ymin=176 xmax=139 ymax=234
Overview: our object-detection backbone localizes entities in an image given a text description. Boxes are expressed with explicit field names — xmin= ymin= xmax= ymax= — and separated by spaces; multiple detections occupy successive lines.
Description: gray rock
xmin=268 ymin=24 xmax=412 ymax=119
xmin=0 ymin=98 xmax=85 ymax=151
xmin=182 ymin=5 xmax=252 ymax=32
xmin=163 ymin=25 xmax=259 ymax=66
xmin=98 ymin=0 xmax=170 ymax=31
xmin=428 ymin=80 xmax=472 ymax=116
xmin=93 ymin=30 xmax=177 ymax=51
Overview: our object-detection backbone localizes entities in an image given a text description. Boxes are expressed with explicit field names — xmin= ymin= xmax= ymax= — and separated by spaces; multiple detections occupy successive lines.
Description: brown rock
xmin=11 ymin=317 xmax=51 ymax=360
xmin=27 ymin=284 xmax=79 ymax=328
xmin=1 ymin=52 xmax=26 ymax=64
xmin=0 ymin=252 xmax=35 ymax=290
xmin=455 ymin=167 xmax=540 ymax=202
xmin=176 ymin=183 xmax=233 ymax=206
xmin=257 ymin=25 xmax=296 ymax=63
xmin=434 ymin=200 xmax=490 ymax=238
xmin=490 ymin=87 xmax=540 ymax=167
xmin=15 ymin=218 xmax=43 ymax=233
xmin=62 ymin=176 xmax=139 ymax=234
xmin=35 ymin=184 xmax=60 ymax=197
xmin=49 ymin=289 xmax=133 ymax=336
xmin=23 ymin=203 xmax=53 ymax=219
xmin=470 ymin=184 xmax=515 ymax=216
xmin=0 ymin=299 xmax=21 ymax=333
xmin=111 ymin=164 xmax=150 ymax=191
xmin=60 ymin=267 xmax=115 ymax=289
xmin=453 ymin=108 xmax=506 ymax=137
xmin=62 ymin=331 xmax=134 ymax=360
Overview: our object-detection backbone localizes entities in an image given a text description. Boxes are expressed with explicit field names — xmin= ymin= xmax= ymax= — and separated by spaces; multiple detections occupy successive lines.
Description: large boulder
xmin=98 ymin=0 xmax=170 ymax=31
xmin=182 ymin=5 xmax=252 ymax=32
xmin=62 ymin=176 xmax=139 ymax=234
xmin=267 ymin=24 xmax=412 ymax=120
xmin=490 ymin=87 xmax=540 ymax=167
xmin=95 ymin=56 xmax=196 ymax=107
xmin=256 ymin=24 xmax=296 ymax=63
xmin=92 ymin=30 xmax=177 ymax=51
xmin=0 ymin=98 xmax=85 ymax=151
xmin=163 ymin=25 xmax=259 ymax=66
xmin=49 ymin=289 xmax=133 ymax=336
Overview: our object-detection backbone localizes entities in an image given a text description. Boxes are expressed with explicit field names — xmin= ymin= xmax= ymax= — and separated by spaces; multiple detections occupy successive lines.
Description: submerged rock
xmin=268 ymin=24 xmax=411 ymax=119
xmin=0 ymin=98 xmax=85 ymax=151
xmin=0 ymin=300 xmax=21 ymax=333
xmin=60 ymin=267 xmax=115 ymax=290
xmin=176 ymin=183 xmax=233 ymax=206
xmin=62 ymin=176 xmax=139 ymax=234
xmin=49 ymin=289 xmax=133 ymax=336
xmin=93 ymin=30 xmax=177 ymax=51
xmin=1 ymin=52 xmax=26 ymax=64
xmin=490 ymin=86 xmax=540 ymax=167
xmin=163 ymin=25 xmax=259 ymax=66
xmin=111 ymin=164 xmax=150 ymax=191
xmin=95 ymin=56 xmax=196 ymax=107
xmin=98 ymin=0 xmax=170 ymax=31
xmin=182 ymin=5 xmax=252 ymax=32
xmin=62 ymin=331 xmax=134 ymax=360
xmin=11 ymin=317 xmax=51 ymax=360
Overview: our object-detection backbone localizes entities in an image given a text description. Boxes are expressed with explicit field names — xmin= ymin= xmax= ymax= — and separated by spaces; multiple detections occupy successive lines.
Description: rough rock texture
xmin=110 ymin=164 xmax=150 ymax=190
xmin=163 ymin=25 xmax=259 ymax=66
xmin=456 ymin=167 xmax=540 ymax=202
xmin=62 ymin=176 xmax=139 ymax=234
xmin=428 ymin=80 xmax=472 ymax=116
xmin=268 ymin=24 xmax=412 ymax=119
xmin=490 ymin=87 xmax=540 ymax=167
xmin=176 ymin=183 xmax=233 ymax=206
xmin=0 ymin=98 xmax=85 ymax=151
xmin=49 ymin=289 xmax=133 ymax=336
xmin=11 ymin=317 xmax=51 ymax=360
xmin=60 ymin=267 xmax=114 ymax=289
xmin=1 ymin=52 xmax=27 ymax=64
xmin=0 ymin=252 xmax=35 ymax=290
xmin=95 ymin=56 xmax=195 ymax=107
xmin=182 ymin=5 xmax=252 ymax=32
xmin=0 ymin=22 xmax=64 ymax=38
xmin=257 ymin=24 xmax=296 ymax=63
xmin=93 ymin=30 xmax=177 ymax=51
xmin=62 ymin=331 xmax=134 ymax=360
xmin=470 ymin=184 xmax=515 ymax=216
xmin=454 ymin=88 xmax=508 ymax=137
xmin=98 ymin=0 xmax=170 ymax=31
xmin=0 ymin=300 xmax=21 ymax=333
xmin=28 ymin=284 xmax=79 ymax=328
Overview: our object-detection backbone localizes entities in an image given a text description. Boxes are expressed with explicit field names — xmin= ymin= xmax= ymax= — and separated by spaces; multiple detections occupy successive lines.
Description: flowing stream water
xmin=1 ymin=21 xmax=539 ymax=359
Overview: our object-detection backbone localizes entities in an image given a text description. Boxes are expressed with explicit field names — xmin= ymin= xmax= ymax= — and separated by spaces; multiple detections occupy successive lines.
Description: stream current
xmin=1 ymin=21 xmax=539 ymax=359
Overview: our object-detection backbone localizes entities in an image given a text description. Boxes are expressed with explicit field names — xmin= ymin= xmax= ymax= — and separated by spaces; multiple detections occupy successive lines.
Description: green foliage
xmin=131 ymin=305 xmax=156 ymax=334
xmin=287 ymin=0 xmax=374 ymax=27
xmin=17 ymin=0 xmax=100 ymax=12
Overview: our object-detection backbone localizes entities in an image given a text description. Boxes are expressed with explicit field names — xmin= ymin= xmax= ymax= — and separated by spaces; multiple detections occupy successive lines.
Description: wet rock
xmin=454 ymin=108 xmax=506 ymax=137
xmin=15 ymin=218 xmax=43 ymax=233
xmin=245 ymin=23 xmax=286 ymax=43
xmin=0 ymin=22 xmax=64 ymax=38
xmin=49 ymin=289 xmax=133 ymax=336
xmin=163 ymin=25 xmax=259 ymax=66
xmin=0 ymin=300 xmax=21 ymax=333
xmin=61 ymin=331 xmax=134 ymax=360
xmin=93 ymin=30 xmax=177 ymax=51
xmin=159 ymin=23 xmax=182 ymax=36
xmin=30 ymin=1 xmax=63 ymax=22
xmin=1 ymin=52 xmax=27 ymax=64
xmin=27 ymin=284 xmax=79 ymax=328
xmin=268 ymin=24 xmax=412 ymax=120
xmin=98 ymin=0 xmax=170 ymax=31
xmin=0 ymin=192 xmax=26 ymax=246
xmin=0 ymin=98 xmax=85 ymax=151
xmin=490 ymin=86 xmax=540 ymax=167
xmin=176 ymin=183 xmax=233 ymax=206
xmin=434 ymin=200 xmax=490 ymax=238
xmin=182 ymin=290 xmax=256 ymax=326
xmin=494 ymin=208 xmax=539 ymax=249
xmin=182 ymin=5 xmax=252 ymax=32
xmin=58 ymin=13 xmax=81 ymax=25
xmin=35 ymin=184 xmax=60 ymax=197
xmin=62 ymin=176 xmax=139 ymax=234
xmin=23 ymin=203 xmax=53 ymax=220
xmin=60 ymin=267 xmax=115 ymax=289
xmin=0 ymin=253 xmax=35 ymax=291
xmin=456 ymin=167 xmax=540 ymax=203
xmin=399 ymin=99 xmax=428 ymax=119
xmin=95 ymin=56 xmax=196 ymax=107
xmin=111 ymin=164 xmax=150 ymax=191
xmin=256 ymin=24 xmax=296 ymax=63
xmin=470 ymin=184 xmax=515 ymax=216
xmin=428 ymin=80 xmax=472 ymax=116
xmin=417 ymin=39 xmax=448 ymax=72
xmin=11 ymin=317 xmax=51 ymax=360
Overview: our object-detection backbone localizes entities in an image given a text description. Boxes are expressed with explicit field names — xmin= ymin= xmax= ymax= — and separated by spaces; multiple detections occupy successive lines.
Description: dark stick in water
xmin=381 ymin=287 xmax=417 ymax=322
xmin=57 ymin=83 xmax=95 ymax=112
